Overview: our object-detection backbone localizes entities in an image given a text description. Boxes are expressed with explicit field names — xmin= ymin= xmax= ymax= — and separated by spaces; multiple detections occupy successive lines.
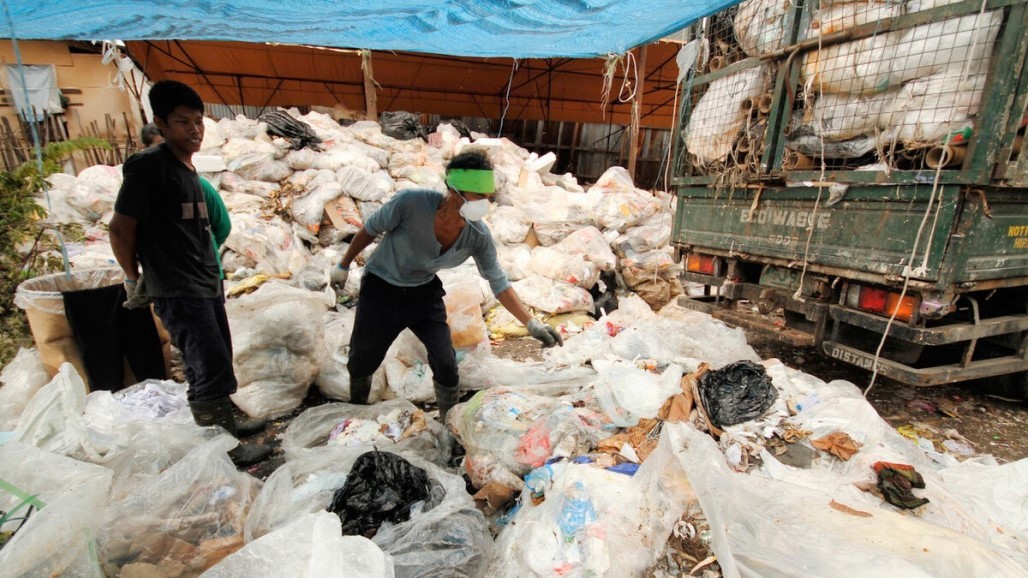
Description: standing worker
xmin=110 ymin=80 xmax=270 ymax=466
xmin=330 ymin=150 xmax=563 ymax=424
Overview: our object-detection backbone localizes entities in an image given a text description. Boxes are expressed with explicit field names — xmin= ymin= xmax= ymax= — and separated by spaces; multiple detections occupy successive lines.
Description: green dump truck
xmin=671 ymin=0 xmax=1028 ymax=392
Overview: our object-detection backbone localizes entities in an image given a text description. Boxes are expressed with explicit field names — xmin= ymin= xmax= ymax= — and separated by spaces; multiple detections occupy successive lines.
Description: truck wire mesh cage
xmin=675 ymin=6 xmax=778 ymax=179
xmin=674 ymin=0 xmax=1026 ymax=179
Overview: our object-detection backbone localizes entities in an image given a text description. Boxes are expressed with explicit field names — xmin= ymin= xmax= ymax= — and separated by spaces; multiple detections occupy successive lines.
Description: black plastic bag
xmin=259 ymin=110 xmax=322 ymax=150
xmin=329 ymin=451 xmax=432 ymax=537
xmin=698 ymin=360 xmax=778 ymax=427
xmin=381 ymin=111 xmax=427 ymax=141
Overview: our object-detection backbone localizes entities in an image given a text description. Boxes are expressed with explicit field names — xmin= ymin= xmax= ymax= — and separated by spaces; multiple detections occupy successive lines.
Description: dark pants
xmin=347 ymin=273 xmax=459 ymax=389
xmin=62 ymin=284 xmax=166 ymax=392
xmin=153 ymin=295 xmax=237 ymax=401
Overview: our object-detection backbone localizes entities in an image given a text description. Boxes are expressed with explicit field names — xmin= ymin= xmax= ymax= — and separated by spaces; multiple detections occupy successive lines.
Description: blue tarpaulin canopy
xmin=5 ymin=0 xmax=738 ymax=58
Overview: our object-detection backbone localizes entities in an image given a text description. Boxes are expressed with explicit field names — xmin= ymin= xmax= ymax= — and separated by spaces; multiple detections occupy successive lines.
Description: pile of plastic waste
xmin=2 ymin=111 xmax=1025 ymax=577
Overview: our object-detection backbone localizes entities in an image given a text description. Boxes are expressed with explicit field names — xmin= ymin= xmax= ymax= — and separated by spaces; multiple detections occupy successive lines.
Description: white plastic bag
xmin=553 ymin=226 xmax=617 ymax=272
xmin=0 ymin=347 xmax=50 ymax=430
xmin=337 ymin=165 xmax=391 ymax=202
xmin=227 ymin=282 xmax=332 ymax=419
xmin=686 ymin=66 xmax=767 ymax=162
xmin=511 ymin=275 xmax=594 ymax=315
xmin=483 ymin=205 xmax=531 ymax=244
xmin=204 ymin=512 xmax=393 ymax=578
xmin=527 ymin=246 xmax=601 ymax=289
xmin=13 ymin=363 xmax=104 ymax=461
xmin=591 ymin=362 xmax=684 ymax=427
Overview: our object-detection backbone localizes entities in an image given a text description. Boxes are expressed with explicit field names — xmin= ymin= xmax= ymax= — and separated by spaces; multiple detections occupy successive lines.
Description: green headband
xmin=446 ymin=168 xmax=495 ymax=194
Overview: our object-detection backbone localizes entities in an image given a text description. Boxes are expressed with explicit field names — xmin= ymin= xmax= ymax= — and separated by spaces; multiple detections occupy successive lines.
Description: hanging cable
xmin=497 ymin=58 xmax=519 ymax=138
xmin=2 ymin=0 xmax=71 ymax=277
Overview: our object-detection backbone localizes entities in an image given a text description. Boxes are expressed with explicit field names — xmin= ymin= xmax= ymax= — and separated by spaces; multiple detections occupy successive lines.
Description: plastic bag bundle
xmin=588 ymin=189 xmax=662 ymax=232
xmin=204 ymin=512 xmax=393 ymax=578
xmin=495 ymin=243 xmax=533 ymax=281
xmin=259 ymin=110 xmax=322 ymax=151
xmin=68 ymin=164 xmax=122 ymax=221
xmin=380 ymin=111 xmax=427 ymax=141
xmin=444 ymin=277 xmax=491 ymax=350
xmin=281 ymin=399 xmax=444 ymax=464
xmin=511 ymin=275 xmax=594 ymax=315
xmin=734 ymin=0 xmax=791 ymax=56
xmin=686 ymin=66 xmax=768 ymax=162
xmin=0 ymin=347 xmax=50 ymax=430
xmin=552 ymin=226 xmax=617 ymax=272
xmin=616 ymin=211 xmax=672 ymax=254
xmin=483 ymin=205 xmax=531 ymax=244
xmin=223 ymin=213 xmax=309 ymax=275
xmin=98 ymin=436 xmax=259 ymax=577
xmin=337 ymin=165 xmax=391 ymax=201
xmin=229 ymin=152 xmax=292 ymax=183
xmin=290 ymin=179 xmax=344 ymax=231
xmin=895 ymin=0 xmax=1001 ymax=84
xmin=0 ymin=442 xmax=113 ymax=577
xmin=698 ymin=360 xmax=778 ymax=427
xmin=886 ymin=69 xmax=987 ymax=145
xmin=451 ymin=387 xmax=613 ymax=489
xmin=526 ymin=246 xmax=602 ymax=289
xmin=227 ymin=282 xmax=331 ymax=419
xmin=485 ymin=431 xmax=694 ymax=578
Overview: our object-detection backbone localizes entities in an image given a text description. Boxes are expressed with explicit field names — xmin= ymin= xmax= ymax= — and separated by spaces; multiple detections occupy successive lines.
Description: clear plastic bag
xmin=290 ymin=180 xmax=345 ymax=231
xmin=227 ymin=282 xmax=332 ymax=419
xmin=591 ymin=362 xmax=684 ymax=427
xmin=205 ymin=512 xmax=393 ymax=578
xmin=281 ymin=399 xmax=444 ymax=464
xmin=553 ymin=226 xmax=617 ymax=272
xmin=0 ymin=441 xmax=113 ymax=578
xmin=511 ymin=275 xmax=594 ymax=315
xmin=0 ymin=347 xmax=50 ymax=430
xmin=485 ymin=430 xmax=694 ymax=578
xmin=13 ymin=363 xmax=104 ymax=461
xmin=451 ymin=387 xmax=613 ymax=489
xmin=337 ymin=165 xmax=391 ymax=202
xmin=98 ymin=436 xmax=260 ymax=577
xmin=527 ymin=246 xmax=602 ymax=289
xmin=484 ymin=206 xmax=531 ymax=244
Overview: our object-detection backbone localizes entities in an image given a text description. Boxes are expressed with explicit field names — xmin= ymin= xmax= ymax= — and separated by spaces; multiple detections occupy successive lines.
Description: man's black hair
xmin=447 ymin=149 xmax=492 ymax=172
xmin=149 ymin=80 xmax=204 ymax=121
xmin=140 ymin=123 xmax=162 ymax=146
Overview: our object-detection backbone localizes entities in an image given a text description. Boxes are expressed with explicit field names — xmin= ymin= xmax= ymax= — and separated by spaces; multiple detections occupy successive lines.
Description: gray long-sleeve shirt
xmin=362 ymin=189 xmax=511 ymax=295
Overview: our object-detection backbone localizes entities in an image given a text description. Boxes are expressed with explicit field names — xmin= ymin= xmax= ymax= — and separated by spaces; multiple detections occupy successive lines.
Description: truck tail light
xmin=846 ymin=284 xmax=919 ymax=322
xmin=686 ymin=254 xmax=715 ymax=275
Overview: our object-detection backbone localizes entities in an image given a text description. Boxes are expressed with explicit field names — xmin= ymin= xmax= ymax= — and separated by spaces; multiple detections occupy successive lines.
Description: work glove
xmin=123 ymin=276 xmax=150 ymax=310
xmin=329 ymin=264 xmax=350 ymax=293
xmin=527 ymin=318 xmax=563 ymax=348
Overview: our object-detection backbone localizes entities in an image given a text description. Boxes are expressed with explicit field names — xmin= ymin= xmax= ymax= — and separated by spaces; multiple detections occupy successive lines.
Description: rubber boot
xmin=434 ymin=381 xmax=465 ymax=465
xmin=190 ymin=397 xmax=272 ymax=467
xmin=349 ymin=375 xmax=372 ymax=405
xmin=231 ymin=404 xmax=268 ymax=438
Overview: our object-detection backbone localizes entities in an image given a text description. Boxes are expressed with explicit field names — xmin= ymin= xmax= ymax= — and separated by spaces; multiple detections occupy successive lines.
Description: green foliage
xmin=0 ymin=137 xmax=110 ymax=366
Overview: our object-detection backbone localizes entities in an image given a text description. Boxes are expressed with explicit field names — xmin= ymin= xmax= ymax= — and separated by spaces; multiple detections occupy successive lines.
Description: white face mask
xmin=459 ymin=196 xmax=490 ymax=221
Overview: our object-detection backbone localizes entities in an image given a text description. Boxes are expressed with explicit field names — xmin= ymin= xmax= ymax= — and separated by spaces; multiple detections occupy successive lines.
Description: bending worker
xmin=330 ymin=150 xmax=563 ymax=423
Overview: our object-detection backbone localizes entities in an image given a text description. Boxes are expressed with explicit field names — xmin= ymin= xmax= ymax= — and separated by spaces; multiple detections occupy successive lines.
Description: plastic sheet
xmin=203 ymin=512 xmax=393 ymax=578
xmin=98 ymin=436 xmax=260 ymax=577
xmin=227 ymin=282 xmax=332 ymax=419
xmin=0 ymin=347 xmax=50 ymax=430
xmin=281 ymin=399 xmax=444 ymax=464
xmin=666 ymin=423 xmax=1028 ymax=578
xmin=0 ymin=441 xmax=113 ymax=577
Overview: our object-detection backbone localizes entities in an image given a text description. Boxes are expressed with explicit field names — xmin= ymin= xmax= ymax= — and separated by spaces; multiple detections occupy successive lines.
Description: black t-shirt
xmin=114 ymin=144 xmax=220 ymax=298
